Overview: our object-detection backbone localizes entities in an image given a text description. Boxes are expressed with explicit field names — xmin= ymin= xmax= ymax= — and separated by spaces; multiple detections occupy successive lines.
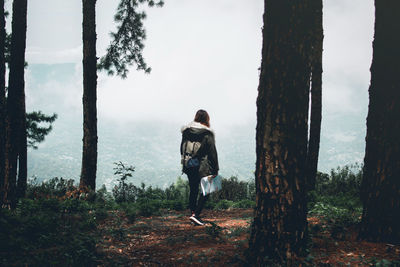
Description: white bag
xmin=200 ymin=175 xmax=222 ymax=196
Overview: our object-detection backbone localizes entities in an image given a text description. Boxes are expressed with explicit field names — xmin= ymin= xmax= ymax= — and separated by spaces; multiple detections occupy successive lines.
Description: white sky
xmin=6 ymin=0 xmax=375 ymax=171
xmin=7 ymin=0 xmax=374 ymax=124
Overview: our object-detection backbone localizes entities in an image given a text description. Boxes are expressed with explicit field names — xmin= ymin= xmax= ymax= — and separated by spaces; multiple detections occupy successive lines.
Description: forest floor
xmin=96 ymin=209 xmax=400 ymax=266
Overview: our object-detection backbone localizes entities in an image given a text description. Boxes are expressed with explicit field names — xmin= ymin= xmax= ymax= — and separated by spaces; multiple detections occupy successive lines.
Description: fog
xmin=6 ymin=0 xmax=375 ymax=180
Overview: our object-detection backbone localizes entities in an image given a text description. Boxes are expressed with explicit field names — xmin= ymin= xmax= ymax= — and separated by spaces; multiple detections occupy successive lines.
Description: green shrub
xmin=310 ymin=202 xmax=361 ymax=223
xmin=125 ymin=207 xmax=137 ymax=223
xmin=39 ymin=198 xmax=61 ymax=213
xmin=137 ymin=199 xmax=161 ymax=217
xmin=62 ymin=198 xmax=90 ymax=213
xmin=1 ymin=199 xmax=98 ymax=266
xmin=232 ymin=199 xmax=255 ymax=209
xmin=160 ymin=199 xmax=185 ymax=211
xmin=26 ymin=177 xmax=77 ymax=199
xmin=172 ymin=200 xmax=185 ymax=211
xmin=17 ymin=198 xmax=41 ymax=216
xmin=215 ymin=200 xmax=234 ymax=210
xmin=204 ymin=199 xmax=217 ymax=210
xmin=212 ymin=176 xmax=254 ymax=202
xmin=205 ymin=222 xmax=225 ymax=238
xmin=94 ymin=207 xmax=108 ymax=222
xmin=309 ymin=201 xmax=362 ymax=239
xmin=314 ymin=164 xmax=362 ymax=197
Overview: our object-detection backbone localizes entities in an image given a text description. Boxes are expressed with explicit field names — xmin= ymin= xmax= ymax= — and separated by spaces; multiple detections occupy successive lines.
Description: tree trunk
xmin=248 ymin=1 xmax=314 ymax=264
xmin=0 ymin=0 xmax=6 ymax=204
xmin=17 ymin=105 xmax=27 ymax=198
xmin=359 ymin=0 xmax=400 ymax=244
xmin=3 ymin=0 xmax=27 ymax=208
xmin=306 ymin=0 xmax=323 ymax=191
xmin=80 ymin=0 xmax=98 ymax=191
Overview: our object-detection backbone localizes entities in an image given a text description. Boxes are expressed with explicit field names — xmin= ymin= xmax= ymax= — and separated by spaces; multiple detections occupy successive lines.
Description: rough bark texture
xmin=17 ymin=106 xmax=27 ymax=198
xmin=0 ymin=0 xmax=6 ymax=204
xmin=248 ymin=1 xmax=314 ymax=265
xmin=359 ymin=0 xmax=400 ymax=244
xmin=80 ymin=0 xmax=98 ymax=191
xmin=306 ymin=0 xmax=323 ymax=191
xmin=3 ymin=0 xmax=27 ymax=208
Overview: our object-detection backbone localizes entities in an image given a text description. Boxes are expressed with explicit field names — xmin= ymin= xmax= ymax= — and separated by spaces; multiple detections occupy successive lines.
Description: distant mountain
xmin=28 ymin=118 xmax=256 ymax=189
xmin=26 ymin=63 xmax=367 ymax=189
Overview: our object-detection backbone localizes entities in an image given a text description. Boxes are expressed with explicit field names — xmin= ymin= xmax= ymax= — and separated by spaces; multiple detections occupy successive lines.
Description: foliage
xmin=26 ymin=111 xmax=57 ymax=149
xmin=232 ymin=199 xmax=255 ymax=209
xmin=0 ymin=198 xmax=98 ymax=266
xmin=136 ymin=199 xmax=161 ymax=217
xmin=308 ymin=164 xmax=363 ymax=210
xmin=125 ymin=206 xmax=137 ymax=223
xmin=6 ymin=163 xmax=399 ymax=265
xmin=308 ymin=164 xmax=363 ymax=240
xmin=315 ymin=163 xmax=362 ymax=197
xmin=26 ymin=177 xmax=76 ymax=199
xmin=214 ymin=199 xmax=234 ymax=210
xmin=310 ymin=202 xmax=361 ymax=228
xmin=112 ymin=161 xmax=135 ymax=202
xmin=98 ymin=0 xmax=164 ymax=78
xmin=95 ymin=184 xmax=115 ymax=209
xmin=205 ymin=221 xmax=225 ymax=239
xmin=212 ymin=176 xmax=255 ymax=202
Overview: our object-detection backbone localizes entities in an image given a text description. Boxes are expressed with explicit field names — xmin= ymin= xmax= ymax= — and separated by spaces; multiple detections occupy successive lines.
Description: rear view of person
xmin=180 ymin=110 xmax=219 ymax=226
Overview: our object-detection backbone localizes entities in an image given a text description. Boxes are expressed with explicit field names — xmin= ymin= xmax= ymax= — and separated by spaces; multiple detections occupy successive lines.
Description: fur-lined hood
xmin=181 ymin=121 xmax=215 ymax=135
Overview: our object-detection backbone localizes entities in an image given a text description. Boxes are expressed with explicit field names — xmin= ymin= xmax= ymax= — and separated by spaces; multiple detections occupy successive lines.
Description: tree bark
xmin=248 ymin=0 xmax=314 ymax=264
xmin=4 ymin=0 xmax=27 ymax=208
xmin=359 ymin=0 xmax=400 ymax=244
xmin=0 ymin=0 xmax=6 ymax=204
xmin=80 ymin=0 xmax=98 ymax=191
xmin=306 ymin=0 xmax=323 ymax=191
xmin=17 ymin=105 xmax=27 ymax=198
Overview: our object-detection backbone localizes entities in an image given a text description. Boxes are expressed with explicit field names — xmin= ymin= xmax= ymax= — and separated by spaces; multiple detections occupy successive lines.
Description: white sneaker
xmin=189 ymin=215 xmax=204 ymax=226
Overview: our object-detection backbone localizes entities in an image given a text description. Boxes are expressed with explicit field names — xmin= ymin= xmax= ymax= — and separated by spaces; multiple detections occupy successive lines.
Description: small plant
xmin=26 ymin=177 xmax=77 ymax=199
xmin=205 ymin=222 xmax=225 ymax=239
xmin=125 ymin=207 xmax=137 ymax=223
xmin=1 ymin=198 xmax=98 ymax=266
xmin=226 ymin=226 xmax=250 ymax=238
xmin=94 ymin=206 xmax=109 ymax=222
xmin=112 ymin=161 xmax=136 ymax=203
xmin=232 ymin=199 xmax=255 ymax=209
xmin=137 ymin=199 xmax=161 ymax=217
xmin=214 ymin=199 xmax=234 ymax=210
xmin=309 ymin=201 xmax=361 ymax=239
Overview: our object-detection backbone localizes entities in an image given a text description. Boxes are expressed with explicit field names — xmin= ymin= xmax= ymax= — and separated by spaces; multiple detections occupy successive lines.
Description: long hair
xmin=194 ymin=109 xmax=210 ymax=127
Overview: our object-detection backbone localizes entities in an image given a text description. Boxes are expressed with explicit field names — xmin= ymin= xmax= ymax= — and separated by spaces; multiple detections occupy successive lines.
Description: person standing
xmin=180 ymin=110 xmax=219 ymax=226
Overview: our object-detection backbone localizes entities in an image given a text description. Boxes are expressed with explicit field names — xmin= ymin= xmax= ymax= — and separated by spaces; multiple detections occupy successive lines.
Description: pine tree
xmin=248 ymin=0 xmax=315 ymax=264
xmin=80 ymin=0 xmax=163 ymax=190
xmin=0 ymin=0 xmax=5 ymax=205
xmin=3 ymin=0 xmax=27 ymax=208
xmin=80 ymin=0 xmax=98 ymax=191
xmin=306 ymin=0 xmax=323 ymax=191
xmin=359 ymin=0 xmax=400 ymax=244
xmin=26 ymin=111 xmax=57 ymax=149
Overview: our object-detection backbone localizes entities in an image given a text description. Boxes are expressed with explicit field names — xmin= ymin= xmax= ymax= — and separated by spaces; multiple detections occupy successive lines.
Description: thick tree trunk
xmin=0 ymin=0 xmax=6 ymax=204
xmin=80 ymin=0 xmax=98 ymax=191
xmin=3 ymin=0 xmax=27 ymax=208
xmin=248 ymin=1 xmax=313 ymax=264
xmin=306 ymin=0 xmax=323 ymax=191
xmin=359 ymin=0 xmax=400 ymax=244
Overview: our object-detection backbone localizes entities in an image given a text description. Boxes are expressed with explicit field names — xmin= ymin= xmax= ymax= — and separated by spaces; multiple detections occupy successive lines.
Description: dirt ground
xmin=96 ymin=209 xmax=400 ymax=266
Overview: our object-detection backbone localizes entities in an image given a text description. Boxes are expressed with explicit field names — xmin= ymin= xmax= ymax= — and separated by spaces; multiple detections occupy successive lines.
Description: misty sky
xmin=6 ymin=0 xmax=375 ymax=174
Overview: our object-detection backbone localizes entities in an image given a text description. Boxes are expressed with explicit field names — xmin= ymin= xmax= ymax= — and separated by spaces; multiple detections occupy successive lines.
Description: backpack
xmin=181 ymin=139 xmax=201 ymax=174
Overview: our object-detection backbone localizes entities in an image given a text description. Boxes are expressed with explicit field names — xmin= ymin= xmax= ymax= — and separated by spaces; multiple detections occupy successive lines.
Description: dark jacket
xmin=180 ymin=122 xmax=219 ymax=177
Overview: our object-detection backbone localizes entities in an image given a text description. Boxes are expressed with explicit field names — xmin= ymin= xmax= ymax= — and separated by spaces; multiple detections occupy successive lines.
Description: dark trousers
xmin=187 ymin=172 xmax=209 ymax=216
